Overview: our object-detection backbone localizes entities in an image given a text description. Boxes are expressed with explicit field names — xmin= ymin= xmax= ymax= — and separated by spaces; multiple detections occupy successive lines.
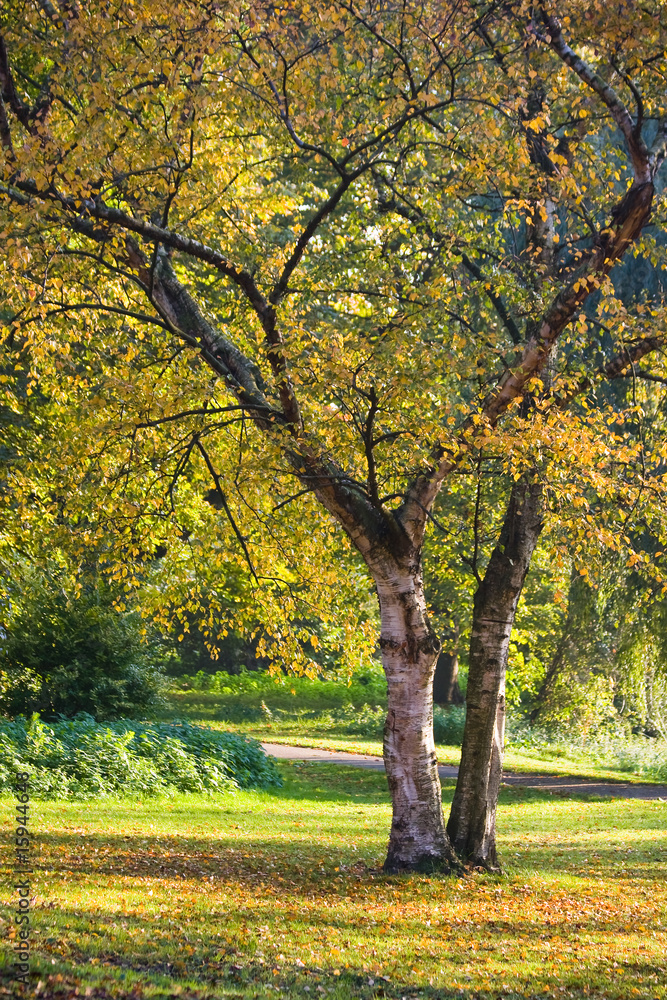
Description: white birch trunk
xmin=376 ymin=569 xmax=459 ymax=872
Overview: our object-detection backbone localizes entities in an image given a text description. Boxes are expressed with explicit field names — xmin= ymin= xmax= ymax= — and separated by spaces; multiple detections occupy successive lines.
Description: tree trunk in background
xmin=376 ymin=570 xmax=460 ymax=873
xmin=529 ymin=568 xmax=581 ymax=724
xmin=529 ymin=632 xmax=569 ymax=725
xmin=433 ymin=647 xmax=464 ymax=706
xmin=447 ymin=477 xmax=544 ymax=869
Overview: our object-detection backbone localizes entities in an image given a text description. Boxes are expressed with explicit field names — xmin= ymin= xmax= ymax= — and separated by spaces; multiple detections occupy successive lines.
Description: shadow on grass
xmin=2 ymin=776 xmax=660 ymax=903
xmin=281 ymin=761 xmax=627 ymax=810
xmin=25 ymin=764 xmax=667 ymax=888
xmin=32 ymin=802 xmax=667 ymax=896
xmin=271 ymin=762 xmax=643 ymax=810
xmin=4 ymin=922 xmax=666 ymax=1000
xmin=31 ymin=827 xmax=382 ymax=889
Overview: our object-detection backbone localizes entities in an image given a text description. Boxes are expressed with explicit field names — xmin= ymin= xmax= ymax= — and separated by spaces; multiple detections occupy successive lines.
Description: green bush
xmin=433 ymin=705 xmax=466 ymax=746
xmin=0 ymin=580 xmax=165 ymax=719
xmin=0 ymin=714 xmax=282 ymax=798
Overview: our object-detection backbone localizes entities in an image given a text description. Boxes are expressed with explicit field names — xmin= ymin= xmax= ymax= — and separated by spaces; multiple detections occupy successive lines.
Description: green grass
xmin=235 ymin=730 xmax=667 ymax=782
xmin=1 ymin=762 xmax=666 ymax=999
xmin=165 ymin=689 xmax=667 ymax=784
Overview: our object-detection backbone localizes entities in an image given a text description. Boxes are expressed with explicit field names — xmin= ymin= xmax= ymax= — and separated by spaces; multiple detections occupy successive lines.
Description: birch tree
xmin=2 ymin=0 xmax=667 ymax=872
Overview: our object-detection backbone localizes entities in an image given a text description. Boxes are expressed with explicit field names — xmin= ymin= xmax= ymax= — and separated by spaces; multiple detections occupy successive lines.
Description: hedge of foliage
xmin=0 ymin=715 xmax=281 ymax=799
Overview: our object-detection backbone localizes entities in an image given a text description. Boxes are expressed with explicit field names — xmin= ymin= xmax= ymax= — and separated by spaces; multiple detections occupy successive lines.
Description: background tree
xmin=529 ymin=557 xmax=667 ymax=736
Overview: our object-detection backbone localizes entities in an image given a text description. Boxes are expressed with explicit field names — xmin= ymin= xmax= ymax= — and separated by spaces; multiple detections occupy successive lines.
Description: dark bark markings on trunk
xmin=447 ymin=478 xmax=544 ymax=868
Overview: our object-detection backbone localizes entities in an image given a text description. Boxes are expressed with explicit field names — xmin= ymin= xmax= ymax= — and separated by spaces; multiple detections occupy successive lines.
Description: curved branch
xmin=553 ymin=334 xmax=666 ymax=408
xmin=11 ymin=179 xmax=271 ymax=319
xmin=537 ymin=11 xmax=650 ymax=182
xmin=33 ymin=301 xmax=175 ymax=333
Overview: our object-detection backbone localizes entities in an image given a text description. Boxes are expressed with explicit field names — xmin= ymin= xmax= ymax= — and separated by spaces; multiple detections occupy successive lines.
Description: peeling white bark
xmin=376 ymin=570 xmax=459 ymax=872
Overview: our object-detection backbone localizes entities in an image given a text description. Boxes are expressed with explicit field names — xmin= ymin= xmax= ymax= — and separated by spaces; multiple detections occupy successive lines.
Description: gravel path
xmin=261 ymin=742 xmax=667 ymax=801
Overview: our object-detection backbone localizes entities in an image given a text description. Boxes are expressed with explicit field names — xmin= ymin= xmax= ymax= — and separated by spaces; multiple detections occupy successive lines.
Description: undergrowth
xmin=0 ymin=714 xmax=281 ymax=798
xmin=506 ymin=720 xmax=667 ymax=781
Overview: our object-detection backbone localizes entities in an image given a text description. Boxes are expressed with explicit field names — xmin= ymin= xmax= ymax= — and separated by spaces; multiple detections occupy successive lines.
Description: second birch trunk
xmin=447 ymin=477 xmax=544 ymax=868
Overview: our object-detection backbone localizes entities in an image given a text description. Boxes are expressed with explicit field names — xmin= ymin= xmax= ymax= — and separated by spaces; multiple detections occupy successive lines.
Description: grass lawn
xmin=238 ymin=731 xmax=667 ymax=783
xmin=165 ymin=692 xmax=666 ymax=785
xmin=1 ymin=762 xmax=665 ymax=999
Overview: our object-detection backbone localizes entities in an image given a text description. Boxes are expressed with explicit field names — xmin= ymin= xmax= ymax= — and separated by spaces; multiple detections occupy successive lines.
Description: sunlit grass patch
xmin=166 ymin=685 xmax=667 ymax=784
xmin=216 ymin=726 xmax=667 ymax=784
xmin=1 ymin=762 xmax=665 ymax=999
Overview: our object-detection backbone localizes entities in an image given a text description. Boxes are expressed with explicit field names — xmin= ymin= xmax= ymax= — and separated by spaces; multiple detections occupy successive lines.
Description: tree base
xmin=453 ymin=842 xmax=502 ymax=874
xmin=383 ymin=850 xmax=463 ymax=875
xmin=465 ymin=856 xmax=503 ymax=875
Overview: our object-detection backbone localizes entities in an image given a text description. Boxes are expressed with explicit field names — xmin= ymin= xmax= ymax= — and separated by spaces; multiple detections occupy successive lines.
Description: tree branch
xmin=32 ymin=301 xmax=176 ymax=333
xmin=553 ymin=334 xmax=666 ymax=407
xmin=196 ymin=439 xmax=259 ymax=583
xmin=537 ymin=10 xmax=650 ymax=182
xmin=460 ymin=253 xmax=522 ymax=346
xmin=11 ymin=179 xmax=271 ymax=319
xmin=269 ymin=176 xmax=353 ymax=308
xmin=0 ymin=34 xmax=35 ymax=134
xmin=134 ymin=406 xmax=251 ymax=429
xmin=0 ymin=94 xmax=13 ymax=151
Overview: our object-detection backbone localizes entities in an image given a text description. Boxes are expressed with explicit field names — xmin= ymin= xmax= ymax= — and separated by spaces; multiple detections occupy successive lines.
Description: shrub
xmin=0 ymin=714 xmax=282 ymax=798
xmin=433 ymin=705 xmax=466 ymax=746
xmin=0 ymin=579 xmax=165 ymax=719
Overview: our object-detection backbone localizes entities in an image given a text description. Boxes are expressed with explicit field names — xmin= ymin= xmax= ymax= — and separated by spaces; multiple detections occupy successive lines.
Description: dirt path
xmin=261 ymin=742 xmax=667 ymax=800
